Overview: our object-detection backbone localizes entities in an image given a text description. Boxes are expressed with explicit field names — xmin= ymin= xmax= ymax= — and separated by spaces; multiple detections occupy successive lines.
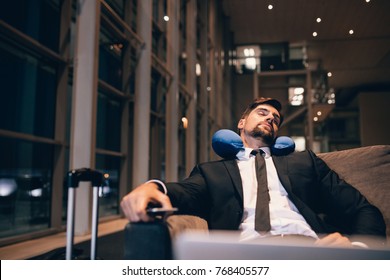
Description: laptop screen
xmin=173 ymin=231 xmax=390 ymax=260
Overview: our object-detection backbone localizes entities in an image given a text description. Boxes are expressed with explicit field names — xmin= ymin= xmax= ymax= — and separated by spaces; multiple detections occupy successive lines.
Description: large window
xmin=0 ymin=36 xmax=59 ymax=239
xmin=0 ymin=0 xmax=217 ymax=249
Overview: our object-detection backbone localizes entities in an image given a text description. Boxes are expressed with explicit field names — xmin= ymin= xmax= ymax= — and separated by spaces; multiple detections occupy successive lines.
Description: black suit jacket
xmin=166 ymin=150 xmax=386 ymax=238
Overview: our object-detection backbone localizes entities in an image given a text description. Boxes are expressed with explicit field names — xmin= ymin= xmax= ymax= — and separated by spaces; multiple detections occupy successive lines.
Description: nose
xmin=265 ymin=115 xmax=278 ymax=128
xmin=266 ymin=114 xmax=274 ymax=123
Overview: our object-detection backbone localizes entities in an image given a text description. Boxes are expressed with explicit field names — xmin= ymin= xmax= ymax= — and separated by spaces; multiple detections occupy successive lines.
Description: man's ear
xmin=237 ymin=118 xmax=245 ymax=130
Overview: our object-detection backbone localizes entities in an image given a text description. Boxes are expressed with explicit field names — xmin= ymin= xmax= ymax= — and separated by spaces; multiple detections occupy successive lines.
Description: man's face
xmin=237 ymin=104 xmax=281 ymax=145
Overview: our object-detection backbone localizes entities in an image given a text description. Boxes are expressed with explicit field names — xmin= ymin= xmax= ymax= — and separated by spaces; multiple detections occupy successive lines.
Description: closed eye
xmin=256 ymin=108 xmax=281 ymax=127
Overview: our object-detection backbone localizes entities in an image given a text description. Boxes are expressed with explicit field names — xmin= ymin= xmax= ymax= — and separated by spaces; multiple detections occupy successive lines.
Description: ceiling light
xmin=349 ymin=29 xmax=354 ymax=35
xmin=243 ymin=48 xmax=255 ymax=56
xmin=313 ymin=117 xmax=319 ymax=122
xmin=365 ymin=0 xmax=371 ymax=2
xmin=163 ymin=15 xmax=169 ymax=21
xmin=327 ymin=72 xmax=332 ymax=77
xmin=294 ymin=87 xmax=305 ymax=95
xmin=268 ymin=4 xmax=273 ymax=10
xmin=312 ymin=32 xmax=318 ymax=37
xmin=316 ymin=18 xmax=321 ymax=23
xmin=317 ymin=111 xmax=322 ymax=116
xmin=289 ymin=87 xmax=304 ymax=106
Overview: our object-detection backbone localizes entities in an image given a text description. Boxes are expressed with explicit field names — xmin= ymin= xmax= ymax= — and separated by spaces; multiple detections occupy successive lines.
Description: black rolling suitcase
xmin=65 ymin=168 xmax=103 ymax=260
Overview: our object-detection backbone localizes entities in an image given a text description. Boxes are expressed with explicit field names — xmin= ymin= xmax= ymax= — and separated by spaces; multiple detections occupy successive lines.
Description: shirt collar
xmin=236 ymin=147 xmax=271 ymax=160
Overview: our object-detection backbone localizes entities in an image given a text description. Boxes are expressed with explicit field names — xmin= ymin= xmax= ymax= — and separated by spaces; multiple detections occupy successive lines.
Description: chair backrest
xmin=318 ymin=145 xmax=390 ymax=240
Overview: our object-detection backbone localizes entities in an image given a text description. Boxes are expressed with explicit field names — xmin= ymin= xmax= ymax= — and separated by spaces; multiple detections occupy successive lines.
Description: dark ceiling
xmin=222 ymin=0 xmax=390 ymax=103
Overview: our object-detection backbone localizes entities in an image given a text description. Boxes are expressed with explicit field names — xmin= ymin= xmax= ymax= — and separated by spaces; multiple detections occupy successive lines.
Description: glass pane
xmin=96 ymin=92 xmax=121 ymax=152
xmin=0 ymin=0 xmax=61 ymax=52
xmin=131 ymin=0 xmax=137 ymax=31
xmin=99 ymin=28 xmax=124 ymax=91
xmin=0 ymin=137 xmax=53 ymax=238
xmin=149 ymin=71 xmax=166 ymax=179
xmin=105 ymin=0 xmax=125 ymax=18
xmin=152 ymin=27 xmax=161 ymax=56
xmin=0 ymin=41 xmax=57 ymax=138
xmin=95 ymin=154 xmax=121 ymax=217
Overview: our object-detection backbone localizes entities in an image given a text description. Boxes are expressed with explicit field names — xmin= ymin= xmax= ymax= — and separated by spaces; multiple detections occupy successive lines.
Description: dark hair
xmin=239 ymin=97 xmax=284 ymax=126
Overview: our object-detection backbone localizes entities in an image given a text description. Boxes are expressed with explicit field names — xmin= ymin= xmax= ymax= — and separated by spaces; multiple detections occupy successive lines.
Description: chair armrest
xmin=123 ymin=215 xmax=208 ymax=260
xmin=166 ymin=215 xmax=208 ymax=239
xmin=124 ymin=220 xmax=172 ymax=260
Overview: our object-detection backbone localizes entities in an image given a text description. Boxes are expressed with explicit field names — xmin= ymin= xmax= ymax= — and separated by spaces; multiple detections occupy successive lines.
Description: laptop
xmin=173 ymin=231 xmax=390 ymax=260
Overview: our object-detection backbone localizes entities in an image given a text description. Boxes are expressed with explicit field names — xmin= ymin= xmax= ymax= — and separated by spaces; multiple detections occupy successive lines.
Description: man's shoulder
xmin=191 ymin=158 xmax=238 ymax=179
xmin=197 ymin=158 xmax=235 ymax=167
xmin=273 ymin=149 xmax=317 ymax=161
xmin=192 ymin=159 xmax=237 ymax=174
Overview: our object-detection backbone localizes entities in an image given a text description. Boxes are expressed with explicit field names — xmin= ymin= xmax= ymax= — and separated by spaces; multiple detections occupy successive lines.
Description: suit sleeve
xmin=164 ymin=165 xmax=211 ymax=219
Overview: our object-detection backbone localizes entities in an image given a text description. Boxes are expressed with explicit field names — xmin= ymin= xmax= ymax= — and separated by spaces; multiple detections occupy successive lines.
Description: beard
xmin=248 ymin=126 xmax=275 ymax=145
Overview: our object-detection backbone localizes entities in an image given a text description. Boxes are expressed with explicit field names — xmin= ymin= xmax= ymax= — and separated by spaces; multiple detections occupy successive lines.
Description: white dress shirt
xmin=236 ymin=147 xmax=319 ymax=241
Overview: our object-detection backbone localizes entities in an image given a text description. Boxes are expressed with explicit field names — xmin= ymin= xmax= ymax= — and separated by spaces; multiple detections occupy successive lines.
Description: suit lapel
xmin=272 ymin=154 xmax=325 ymax=232
xmin=272 ymin=155 xmax=293 ymax=194
xmin=223 ymin=159 xmax=244 ymax=203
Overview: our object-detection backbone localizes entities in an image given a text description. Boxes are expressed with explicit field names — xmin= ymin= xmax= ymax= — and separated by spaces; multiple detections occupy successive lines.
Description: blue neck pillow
xmin=212 ymin=129 xmax=295 ymax=158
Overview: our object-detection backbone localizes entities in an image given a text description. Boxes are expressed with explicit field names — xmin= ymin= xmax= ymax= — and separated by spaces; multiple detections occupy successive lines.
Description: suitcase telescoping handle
xmin=65 ymin=168 xmax=103 ymax=260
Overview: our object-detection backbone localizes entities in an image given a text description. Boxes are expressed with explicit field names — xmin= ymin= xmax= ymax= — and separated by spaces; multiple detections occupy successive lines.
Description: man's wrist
xmin=145 ymin=179 xmax=168 ymax=194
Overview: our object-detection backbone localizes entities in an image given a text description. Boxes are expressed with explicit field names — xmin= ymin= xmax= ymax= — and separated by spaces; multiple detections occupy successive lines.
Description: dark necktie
xmin=252 ymin=149 xmax=271 ymax=232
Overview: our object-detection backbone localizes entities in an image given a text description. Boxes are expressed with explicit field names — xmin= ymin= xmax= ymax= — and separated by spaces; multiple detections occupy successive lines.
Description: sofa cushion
xmin=318 ymin=145 xmax=390 ymax=239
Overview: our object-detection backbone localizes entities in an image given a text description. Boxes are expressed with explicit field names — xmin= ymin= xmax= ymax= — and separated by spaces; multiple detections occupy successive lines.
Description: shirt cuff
xmin=145 ymin=179 xmax=168 ymax=194
xmin=351 ymin=241 xmax=369 ymax=249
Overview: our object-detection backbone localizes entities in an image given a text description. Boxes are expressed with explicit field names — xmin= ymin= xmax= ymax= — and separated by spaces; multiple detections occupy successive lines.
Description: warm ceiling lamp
xmin=268 ymin=4 xmax=273 ymax=10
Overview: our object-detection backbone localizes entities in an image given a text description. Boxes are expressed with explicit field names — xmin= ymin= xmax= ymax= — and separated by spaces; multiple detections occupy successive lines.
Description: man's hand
xmin=315 ymin=232 xmax=353 ymax=247
xmin=120 ymin=182 xmax=173 ymax=222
